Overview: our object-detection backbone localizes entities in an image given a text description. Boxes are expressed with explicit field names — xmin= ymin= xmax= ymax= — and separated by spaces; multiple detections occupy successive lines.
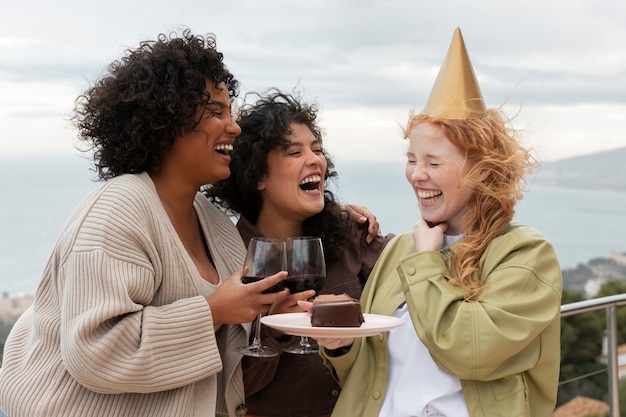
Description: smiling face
xmin=405 ymin=121 xmax=478 ymax=235
xmin=257 ymin=122 xmax=327 ymax=227
xmin=164 ymin=80 xmax=241 ymax=188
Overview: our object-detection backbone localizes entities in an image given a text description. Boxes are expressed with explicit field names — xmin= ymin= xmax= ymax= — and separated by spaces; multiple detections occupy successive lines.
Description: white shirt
xmin=378 ymin=234 xmax=468 ymax=417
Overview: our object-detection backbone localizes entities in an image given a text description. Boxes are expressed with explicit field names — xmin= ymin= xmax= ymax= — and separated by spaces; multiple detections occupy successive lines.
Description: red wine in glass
xmin=284 ymin=237 xmax=326 ymax=355
xmin=237 ymin=237 xmax=285 ymax=358
xmin=284 ymin=274 xmax=325 ymax=294
xmin=241 ymin=276 xmax=285 ymax=293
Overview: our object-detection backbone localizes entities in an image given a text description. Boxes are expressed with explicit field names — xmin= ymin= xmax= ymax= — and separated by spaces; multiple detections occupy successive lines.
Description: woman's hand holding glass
xmin=235 ymin=237 xmax=290 ymax=357
xmin=206 ymin=268 xmax=288 ymax=326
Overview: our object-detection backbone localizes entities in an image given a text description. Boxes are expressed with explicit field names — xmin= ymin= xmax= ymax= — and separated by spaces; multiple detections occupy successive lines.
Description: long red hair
xmin=404 ymin=109 xmax=537 ymax=300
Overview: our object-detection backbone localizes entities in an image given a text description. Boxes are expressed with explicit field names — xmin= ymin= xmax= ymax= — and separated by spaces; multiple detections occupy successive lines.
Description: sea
xmin=1 ymin=155 xmax=626 ymax=296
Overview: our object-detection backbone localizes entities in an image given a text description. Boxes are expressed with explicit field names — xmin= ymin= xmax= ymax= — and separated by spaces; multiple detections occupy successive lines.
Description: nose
xmin=410 ymin=163 xmax=428 ymax=182
xmin=226 ymin=118 xmax=242 ymax=136
xmin=305 ymin=149 xmax=324 ymax=167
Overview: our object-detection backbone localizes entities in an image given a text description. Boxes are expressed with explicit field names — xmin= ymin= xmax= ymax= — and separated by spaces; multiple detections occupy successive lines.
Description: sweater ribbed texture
xmin=0 ymin=173 xmax=248 ymax=417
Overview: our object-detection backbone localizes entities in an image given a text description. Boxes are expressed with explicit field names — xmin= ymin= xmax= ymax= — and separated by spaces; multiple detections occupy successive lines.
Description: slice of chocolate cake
xmin=311 ymin=294 xmax=365 ymax=327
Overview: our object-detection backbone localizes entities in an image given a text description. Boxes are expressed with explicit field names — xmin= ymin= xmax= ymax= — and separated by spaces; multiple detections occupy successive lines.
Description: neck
xmin=149 ymin=170 xmax=198 ymax=222
xmin=256 ymin=209 xmax=303 ymax=240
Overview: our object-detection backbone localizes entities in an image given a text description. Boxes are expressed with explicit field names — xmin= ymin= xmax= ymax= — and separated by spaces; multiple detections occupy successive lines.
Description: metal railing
xmin=561 ymin=293 xmax=626 ymax=417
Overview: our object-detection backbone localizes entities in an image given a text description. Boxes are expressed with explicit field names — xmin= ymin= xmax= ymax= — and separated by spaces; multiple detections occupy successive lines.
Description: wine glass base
xmin=236 ymin=344 xmax=278 ymax=358
xmin=283 ymin=346 xmax=319 ymax=355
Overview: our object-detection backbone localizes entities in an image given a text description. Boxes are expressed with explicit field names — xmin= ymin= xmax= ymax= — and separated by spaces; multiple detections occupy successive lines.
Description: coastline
xmin=2 ymin=155 xmax=626 ymax=296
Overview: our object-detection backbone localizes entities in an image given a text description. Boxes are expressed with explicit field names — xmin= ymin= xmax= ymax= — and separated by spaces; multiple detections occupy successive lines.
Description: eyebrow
xmin=406 ymin=152 xmax=442 ymax=159
xmin=281 ymin=140 xmax=300 ymax=150
xmin=283 ymin=140 xmax=323 ymax=152
xmin=207 ymin=100 xmax=229 ymax=109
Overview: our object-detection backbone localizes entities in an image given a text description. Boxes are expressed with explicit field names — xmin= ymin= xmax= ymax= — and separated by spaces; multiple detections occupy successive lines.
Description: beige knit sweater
xmin=0 ymin=173 xmax=249 ymax=417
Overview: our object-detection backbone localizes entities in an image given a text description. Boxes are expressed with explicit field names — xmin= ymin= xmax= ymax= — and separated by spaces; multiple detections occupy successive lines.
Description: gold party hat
xmin=423 ymin=27 xmax=487 ymax=119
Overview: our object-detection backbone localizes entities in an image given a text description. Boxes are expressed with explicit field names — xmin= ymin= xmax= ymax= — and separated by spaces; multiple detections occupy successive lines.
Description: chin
xmin=304 ymin=203 xmax=325 ymax=217
xmin=215 ymin=168 xmax=231 ymax=181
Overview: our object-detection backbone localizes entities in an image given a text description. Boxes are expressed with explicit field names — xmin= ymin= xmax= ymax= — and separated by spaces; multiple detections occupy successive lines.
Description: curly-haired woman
xmin=0 ymin=29 xmax=288 ymax=417
xmin=206 ymin=89 xmax=394 ymax=417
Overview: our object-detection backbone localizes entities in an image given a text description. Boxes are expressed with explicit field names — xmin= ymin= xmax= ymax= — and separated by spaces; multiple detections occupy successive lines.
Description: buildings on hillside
xmin=552 ymin=396 xmax=609 ymax=417
xmin=0 ymin=293 xmax=33 ymax=322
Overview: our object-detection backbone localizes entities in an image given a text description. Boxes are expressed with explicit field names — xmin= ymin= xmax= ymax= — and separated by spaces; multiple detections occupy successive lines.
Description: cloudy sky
xmin=1 ymin=0 xmax=625 ymax=163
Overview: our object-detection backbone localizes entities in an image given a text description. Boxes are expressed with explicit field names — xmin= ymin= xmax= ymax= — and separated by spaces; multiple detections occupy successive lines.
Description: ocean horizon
xmin=2 ymin=155 xmax=625 ymax=296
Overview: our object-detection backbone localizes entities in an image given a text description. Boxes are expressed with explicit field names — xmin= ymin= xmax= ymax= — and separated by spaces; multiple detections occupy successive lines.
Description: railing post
xmin=561 ymin=294 xmax=626 ymax=415
xmin=607 ymin=305 xmax=620 ymax=417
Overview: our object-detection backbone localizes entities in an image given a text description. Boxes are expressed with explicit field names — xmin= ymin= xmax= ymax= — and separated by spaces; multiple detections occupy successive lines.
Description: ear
xmin=477 ymin=168 xmax=490 ymax=182
xmin=257 ymin=177 xmax=266 ymax=191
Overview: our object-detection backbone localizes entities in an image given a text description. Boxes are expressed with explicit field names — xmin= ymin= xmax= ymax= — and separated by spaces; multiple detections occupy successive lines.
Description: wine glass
xmin=237 ymin=237 xmax=285 ymax=357
xmin=284 ymin=236 xmax=326 ymax=354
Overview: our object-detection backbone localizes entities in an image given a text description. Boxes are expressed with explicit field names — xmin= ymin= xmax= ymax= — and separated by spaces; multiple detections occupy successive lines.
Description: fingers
xmin=419 ymin=218 xmax=448 ymax=232
xmin=292 ymin=290 xmax=316 ymax=304
xmin=313 ymin=337 xmax=354 ymax=350
xmin=361 ymin=209 xmax=381 ymax=244
xmin=243 ymin=271 xmax=290 ymax=312
xmin=269 ymin=291 xmax=315 ymax=315
xmin=347 ymin=204 xmax=381 ymax=244
xmin=297 ymin=300 xmax=313 ymax=313
xmin=260 ymin=288 xmax=290 ymax=305
xmin=366 ymin=221 xmax=381 ymax=244
xmin=253 ymin=271 xmax=288 ymax=293
xmin=345 ymin=204 xmax=366 ymax=222
xmin=209 ymin=271 xmax=290 ymax=325
xmin=413 ymin=218 xmax=446 ymax=253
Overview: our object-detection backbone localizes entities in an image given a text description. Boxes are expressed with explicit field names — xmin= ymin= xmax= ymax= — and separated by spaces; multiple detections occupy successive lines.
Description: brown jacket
xmin=237 ymin=216 xmax=393 ymax=417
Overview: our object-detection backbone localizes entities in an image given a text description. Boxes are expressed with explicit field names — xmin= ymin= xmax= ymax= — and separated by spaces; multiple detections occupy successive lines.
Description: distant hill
xmin=531 ymin=147 xmax=626 ymax=192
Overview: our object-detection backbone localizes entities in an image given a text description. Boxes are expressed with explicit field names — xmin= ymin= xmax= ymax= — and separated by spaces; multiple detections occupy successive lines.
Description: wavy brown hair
xmin=205 ymin=89 xmax=356 ymax=263
xmin=404 ymin=109 xmax=537 ymax=299
xmin=72 ymin=28 xmax=238 ymax=180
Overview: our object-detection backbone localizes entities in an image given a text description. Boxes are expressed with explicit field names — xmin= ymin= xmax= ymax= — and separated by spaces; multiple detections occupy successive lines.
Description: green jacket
xmin=322 ymin=223 xmax=562 ymax=417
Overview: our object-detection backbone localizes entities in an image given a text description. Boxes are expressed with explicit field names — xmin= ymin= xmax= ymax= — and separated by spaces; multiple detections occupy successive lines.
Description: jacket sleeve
xmin=319 ymin=235 xmax=408 ymax=386
xmin=397 ymin=230 xmax=562 ymax=381
xmin=320 ymin=338 xmax=364 ymax=386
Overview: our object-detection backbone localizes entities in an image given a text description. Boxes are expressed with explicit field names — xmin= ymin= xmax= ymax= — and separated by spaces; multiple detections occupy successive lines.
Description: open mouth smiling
xmin=418 ymin=189 xmax=442 ymax=201
xmin=215 ymin=144 xmax=233 ymax=155
xmin=299 ymin=175 xmax=322 ymax=192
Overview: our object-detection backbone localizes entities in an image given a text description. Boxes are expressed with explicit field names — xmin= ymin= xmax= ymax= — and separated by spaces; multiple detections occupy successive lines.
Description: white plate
xmin=260 ymin=312 xmax=404 ymax=338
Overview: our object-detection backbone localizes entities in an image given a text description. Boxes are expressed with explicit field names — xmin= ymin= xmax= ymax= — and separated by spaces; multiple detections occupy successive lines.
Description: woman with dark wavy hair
xmin=0 ymin=29 xmax=288 ymax=417
xmin=206 ymin=89 xmax=393 ymax=417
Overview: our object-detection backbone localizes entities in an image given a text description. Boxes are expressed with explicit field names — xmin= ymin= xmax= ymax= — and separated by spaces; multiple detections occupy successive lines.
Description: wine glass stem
xmin=300 ymin=336 xmax=311 ymax=350
xmin=251 ymin=313 xmax=263 ymax=349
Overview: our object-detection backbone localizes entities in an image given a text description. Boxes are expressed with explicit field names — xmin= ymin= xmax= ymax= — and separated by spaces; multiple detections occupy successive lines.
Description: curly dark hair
xmin=205 ymin=89 xmax=356 ymax=263
xmin=72 ymin=28 xmax=239 ymax=180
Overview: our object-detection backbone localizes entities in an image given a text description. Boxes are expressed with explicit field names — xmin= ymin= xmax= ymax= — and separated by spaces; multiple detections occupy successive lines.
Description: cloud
xmin=0 ymin=0 xmax=625 ymax=160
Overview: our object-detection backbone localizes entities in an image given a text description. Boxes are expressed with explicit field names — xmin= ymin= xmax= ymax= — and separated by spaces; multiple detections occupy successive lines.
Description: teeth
xmin=299 ymin=175 xmax=321 ymax=185
xmin=215 ymin=144 xmax=233 ymax=152
xmin=417 ymin=189 xmax=442 ymax=199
